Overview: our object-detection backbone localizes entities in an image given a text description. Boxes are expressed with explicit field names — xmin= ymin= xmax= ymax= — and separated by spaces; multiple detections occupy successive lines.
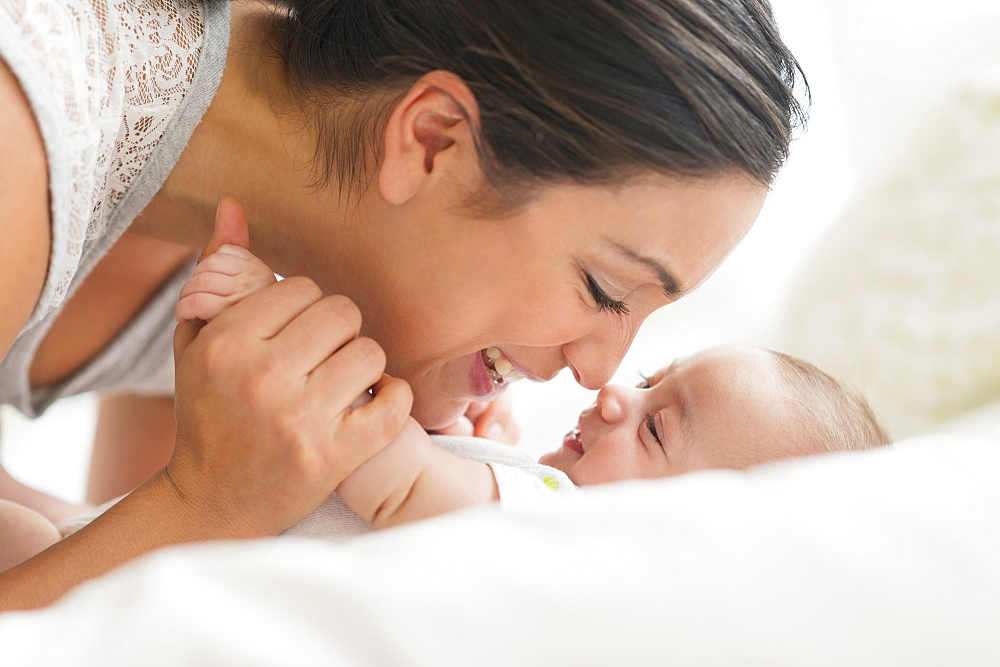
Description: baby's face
xmin=538 ymin=345 xmax=806 ymax=485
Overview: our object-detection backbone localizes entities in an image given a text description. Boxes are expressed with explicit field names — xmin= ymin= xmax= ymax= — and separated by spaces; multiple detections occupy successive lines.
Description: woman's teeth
xmin=485 ymin=346 xmax=524 ymax=384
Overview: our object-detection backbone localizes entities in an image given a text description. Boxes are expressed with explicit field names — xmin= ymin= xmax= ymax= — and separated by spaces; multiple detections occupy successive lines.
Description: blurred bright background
xmin=3 ymin=0 xmax=998 ymax=504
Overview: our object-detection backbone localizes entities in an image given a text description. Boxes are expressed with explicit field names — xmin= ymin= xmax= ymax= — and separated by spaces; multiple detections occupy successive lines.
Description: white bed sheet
xmin=2 ymin=432 xmax=999 ymax=666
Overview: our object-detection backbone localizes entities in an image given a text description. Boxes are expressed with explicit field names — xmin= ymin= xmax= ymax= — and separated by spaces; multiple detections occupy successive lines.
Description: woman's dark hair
xmin=274 ymin=0 xmax=808 ymax=204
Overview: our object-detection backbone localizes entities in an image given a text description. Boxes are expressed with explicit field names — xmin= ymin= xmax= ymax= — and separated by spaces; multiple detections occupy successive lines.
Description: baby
xmin=178 ymin=245 xmax=891 ymax=532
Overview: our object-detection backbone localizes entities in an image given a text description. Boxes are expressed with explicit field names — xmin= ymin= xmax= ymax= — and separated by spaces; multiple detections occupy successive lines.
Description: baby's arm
xmin=176 ymin=246 xmax=499 ymax=529
xmin=335 ymin=398 xmax=500 ymax=529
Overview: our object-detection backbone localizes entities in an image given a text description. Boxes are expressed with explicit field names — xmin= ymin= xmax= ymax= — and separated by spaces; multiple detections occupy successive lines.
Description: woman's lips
xmin=470 ymin=350 xmax=509 ymax=401
xmin=563 ymin=426 xmax=584 ymax=454
xmin=469 ymin=346 xmax=549 ymax=401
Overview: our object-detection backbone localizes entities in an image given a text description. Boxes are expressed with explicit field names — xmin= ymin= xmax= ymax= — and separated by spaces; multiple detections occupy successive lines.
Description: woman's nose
xmin=561 ymin=320 xmax=639 ymax=390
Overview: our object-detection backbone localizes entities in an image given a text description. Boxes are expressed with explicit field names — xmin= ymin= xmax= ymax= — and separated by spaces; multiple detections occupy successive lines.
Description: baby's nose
xmin=596 ymin=385 xmax=626 ymax=424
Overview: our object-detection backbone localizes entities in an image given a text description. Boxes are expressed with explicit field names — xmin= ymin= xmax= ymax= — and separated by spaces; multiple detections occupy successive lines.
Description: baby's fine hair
xmin=771 ymin=351 xmax=892 ymax=454
xmin=273 ymin=0 xmax=808 ymax=204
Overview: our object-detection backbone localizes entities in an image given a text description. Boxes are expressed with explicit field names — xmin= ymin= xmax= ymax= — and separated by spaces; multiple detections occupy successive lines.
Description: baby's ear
xmin=200 ymin=197 xmax=250 ymax=260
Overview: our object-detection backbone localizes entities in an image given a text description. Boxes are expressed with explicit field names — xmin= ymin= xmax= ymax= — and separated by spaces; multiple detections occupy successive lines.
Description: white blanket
xmin=2 ymin=433 xmax=998 ymax=665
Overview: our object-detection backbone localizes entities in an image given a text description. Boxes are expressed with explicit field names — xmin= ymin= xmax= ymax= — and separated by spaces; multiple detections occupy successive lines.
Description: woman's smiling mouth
xmin=482 ymin=346 xmax=524 ymax=384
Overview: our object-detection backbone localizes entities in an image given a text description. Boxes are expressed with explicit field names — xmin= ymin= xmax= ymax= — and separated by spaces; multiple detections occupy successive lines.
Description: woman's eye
xmin=645 ymin=413 xmax=662 ymax=445
xmin=585 ymin=273 xmax=629 ymax=317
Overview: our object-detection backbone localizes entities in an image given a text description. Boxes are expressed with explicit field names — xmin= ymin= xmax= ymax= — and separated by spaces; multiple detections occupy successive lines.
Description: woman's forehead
xmin=507 ymin=174 xmax=762 ymax=293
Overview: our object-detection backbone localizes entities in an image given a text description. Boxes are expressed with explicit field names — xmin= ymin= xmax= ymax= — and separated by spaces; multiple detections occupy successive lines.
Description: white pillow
xmin=780 ymin=71 xmax=1000 ymax=438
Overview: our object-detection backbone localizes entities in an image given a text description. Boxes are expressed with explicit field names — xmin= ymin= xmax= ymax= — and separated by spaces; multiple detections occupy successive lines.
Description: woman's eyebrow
xmin=608 ymin=240 xmax=683 ymax=299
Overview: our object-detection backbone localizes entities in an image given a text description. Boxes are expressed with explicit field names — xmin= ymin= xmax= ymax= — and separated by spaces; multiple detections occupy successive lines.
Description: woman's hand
xmin=163 ymin=199 xmax=413 ymax=537
xmin=432 ymin=395 xmax=521 ymax=445
xmin=0 ymin=199 xmax=412 ymax=610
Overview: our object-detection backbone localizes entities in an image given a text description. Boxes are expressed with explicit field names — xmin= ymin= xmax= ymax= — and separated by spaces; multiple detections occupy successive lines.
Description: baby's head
xmin=539 ymin=344 xmax=890 ymax=486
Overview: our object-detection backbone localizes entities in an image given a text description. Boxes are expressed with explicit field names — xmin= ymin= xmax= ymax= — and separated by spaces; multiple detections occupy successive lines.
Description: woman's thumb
xmin=200 ymin=197 xmax=250 ymax=261
xmin=177 ymin=198 xmax=251 ymax=358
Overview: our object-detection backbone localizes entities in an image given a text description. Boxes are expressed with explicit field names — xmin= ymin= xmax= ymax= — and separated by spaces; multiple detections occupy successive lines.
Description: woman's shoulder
xmin=0 ymin=0 xmax=225 ymax=328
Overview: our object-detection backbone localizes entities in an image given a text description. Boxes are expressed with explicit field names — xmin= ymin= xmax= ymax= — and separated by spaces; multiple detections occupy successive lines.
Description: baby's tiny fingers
xmin=212 ymin=244 xmax=257 ymax=260
xmin=176 ymin=292 xmax=235 ymax=324
xmin=180 ymin=270 xmax=276 ymax=302
xmin=195 ymin=251 xmax=255 ymax=277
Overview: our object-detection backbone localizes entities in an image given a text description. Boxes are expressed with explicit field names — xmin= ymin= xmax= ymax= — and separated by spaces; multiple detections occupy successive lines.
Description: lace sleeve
xmin=0 ymin=0 xmax=205 ymax=328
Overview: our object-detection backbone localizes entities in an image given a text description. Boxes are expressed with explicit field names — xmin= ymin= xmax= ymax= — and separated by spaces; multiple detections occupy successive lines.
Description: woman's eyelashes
xmin=585 ymin=273 xmax=629 ymax=316
xmin=645 ymin=413 xmax=662 ymax=445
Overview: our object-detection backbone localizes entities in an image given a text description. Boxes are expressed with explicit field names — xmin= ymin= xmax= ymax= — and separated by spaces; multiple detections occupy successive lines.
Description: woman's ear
xmin=378 ymin=70 xmax=480 ymax=205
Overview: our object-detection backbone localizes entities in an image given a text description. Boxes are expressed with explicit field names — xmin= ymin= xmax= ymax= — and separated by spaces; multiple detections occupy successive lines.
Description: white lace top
xmin=0 ymin=0 xmax=230 ymax=417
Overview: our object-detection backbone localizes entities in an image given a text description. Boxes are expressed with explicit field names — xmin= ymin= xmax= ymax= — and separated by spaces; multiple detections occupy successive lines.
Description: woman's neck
xmin=133 ymin=1 xmax=362 ymax=280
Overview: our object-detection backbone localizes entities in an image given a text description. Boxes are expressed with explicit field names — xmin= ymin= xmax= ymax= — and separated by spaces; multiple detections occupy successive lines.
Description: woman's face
xmin=357 ymin=171 xmax=767 ymax=429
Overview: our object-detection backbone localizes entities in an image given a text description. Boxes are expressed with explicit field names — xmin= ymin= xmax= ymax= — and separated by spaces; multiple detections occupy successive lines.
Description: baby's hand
xmin=431 ymin=396 xmax=521 ymax=445
xmin=175 ymin=245 xmax=278 ymax=324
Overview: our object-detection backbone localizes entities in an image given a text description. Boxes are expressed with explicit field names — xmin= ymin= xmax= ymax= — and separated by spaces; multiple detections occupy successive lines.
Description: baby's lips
xmin=562 ymin=426 xmax=584 ymax=454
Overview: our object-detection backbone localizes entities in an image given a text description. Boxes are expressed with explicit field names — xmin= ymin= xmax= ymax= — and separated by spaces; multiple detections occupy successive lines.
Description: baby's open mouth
xmin=482 ymin=346 xmax=524 ymax=385
xmin=563 ymin=426 xmax=584 ymax=454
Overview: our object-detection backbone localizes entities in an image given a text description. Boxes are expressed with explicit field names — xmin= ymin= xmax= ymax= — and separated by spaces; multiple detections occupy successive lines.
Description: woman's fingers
xmin=187 ymin=279 xmax=369 ymax=392
xmin=176 ymin=278 xmax=316 ymax=347
xmin=305 ymin=335 xmax=388 ymax=413
xmin=271 ymin=293 xmax=370 ymax=374
xmin=209 ymin=276 xmax=331 ymax=341
xmin=336 ymin=375 xmax=413 ymax=473
xmin=170 ymin=288 xmax=407 ymax=534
